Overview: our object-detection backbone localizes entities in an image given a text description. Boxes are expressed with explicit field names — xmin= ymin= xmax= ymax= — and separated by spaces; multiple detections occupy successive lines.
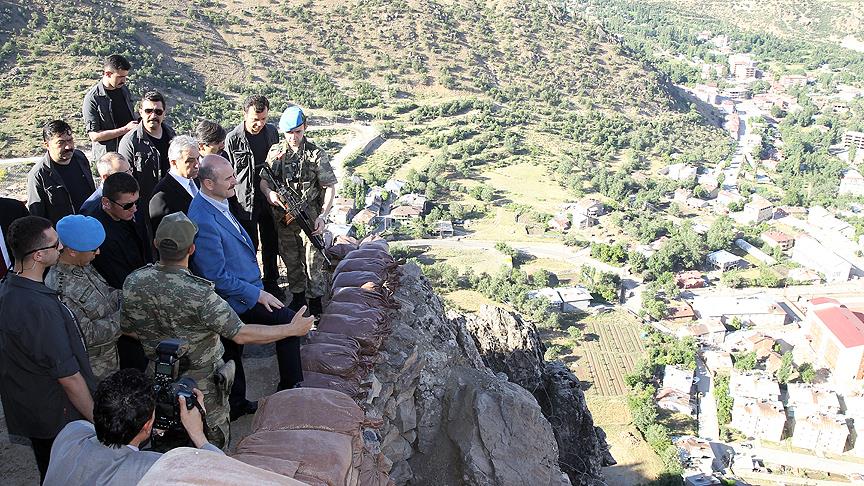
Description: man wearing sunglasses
xmin=0 ymin=216 xmax=97 ymax=482
xmin=82 ymin=172 xmax=153 ymax=372
xmin=118 ymin=90 xmax=175 ymax=225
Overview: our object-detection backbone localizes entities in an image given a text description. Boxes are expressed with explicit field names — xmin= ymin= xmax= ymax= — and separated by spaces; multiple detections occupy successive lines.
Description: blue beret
xmin=278 ymin=106 xmax=306 ymax=133
xmin=56 ymin=215 xmax=105 ymax=252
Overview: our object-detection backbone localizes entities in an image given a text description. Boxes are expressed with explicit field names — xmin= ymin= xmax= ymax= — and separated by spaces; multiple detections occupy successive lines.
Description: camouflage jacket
xmin=121 ymin=263 xmax=244 ymax=375
xmin=45 ymin=262 xmax=123 ymax=380
xmin=261 ymin=138 xmax=337 ymax=214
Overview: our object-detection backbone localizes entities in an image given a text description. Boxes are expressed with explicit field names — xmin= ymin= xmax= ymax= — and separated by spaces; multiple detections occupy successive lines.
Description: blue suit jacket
xmin=187 ymin=193 xmax=262 ymax=314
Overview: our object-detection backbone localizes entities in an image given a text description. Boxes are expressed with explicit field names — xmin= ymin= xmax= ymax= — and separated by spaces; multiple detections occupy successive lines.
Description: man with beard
xmin=82 ymin=54 xmax=139 ymax=162
xmin=27 ymin=120 xmax=96 ymax=225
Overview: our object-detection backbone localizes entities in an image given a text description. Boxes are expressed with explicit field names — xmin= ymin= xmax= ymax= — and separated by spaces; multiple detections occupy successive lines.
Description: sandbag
xmin=234 ymin=429 xmax=358 ymax=486
xmin=332 ymin=271 xmax=392 ymax=290
xmin=330 ymin=287 xmax=396 ymax=309
xmin=317 ymin=314 xmax=387 ymax=354
xmin=301 ymin=371 xmax=365 ymax=399
xmin=140 ymin=447 xmax=306 ymax=486
xmin=359 ymin=236 xmax=388 ymax=251
xmin=321 ymin=302 xmax=388 ymax=326
xmin=227 ymin=454 xmax=301 ymax=480
xmin=358 ymin=448 xmax=396 ymax=486
xmin=301 ymin=343 xmax=364 ymax=379
xmin=326 ymin=242 xmax=359 ymax=262
xmin=251 ymin=388 xmax=378 ymax=436
xmin=334 ymin=257 xmax=398 ymax=278
xmin=308 ymin=330 xmax=362 ymax=353
xmin=344 ymin=248 xmax=394 ymax=263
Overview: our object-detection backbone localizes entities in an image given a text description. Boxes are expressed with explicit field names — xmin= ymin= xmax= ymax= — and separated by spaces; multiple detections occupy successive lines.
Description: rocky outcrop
xmin=364 ymin=263 xmax=571 ymax=486
xmin=462 ymin=305 xmax=612 ymax=486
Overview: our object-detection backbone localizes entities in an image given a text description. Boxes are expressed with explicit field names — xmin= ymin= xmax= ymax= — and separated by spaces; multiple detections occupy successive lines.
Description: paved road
xmin=308 ymin=122 xmax=380 ymax=194
xmin=695 ymin=354 xmax=720 ymax=441
xmin=733 ymin=444 xmax=864 ymax=477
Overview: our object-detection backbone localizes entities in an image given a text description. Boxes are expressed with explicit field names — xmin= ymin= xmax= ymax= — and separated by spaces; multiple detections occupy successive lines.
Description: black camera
xmin=152 ymin=338 xmax=198 ymax=431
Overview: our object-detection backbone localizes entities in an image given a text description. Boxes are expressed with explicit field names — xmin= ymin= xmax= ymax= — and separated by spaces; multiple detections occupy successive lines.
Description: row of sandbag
xmin=231 ymin=388 xmax=393 ymax=486
xmin=302 ymin=237 xmax=399 ymax=402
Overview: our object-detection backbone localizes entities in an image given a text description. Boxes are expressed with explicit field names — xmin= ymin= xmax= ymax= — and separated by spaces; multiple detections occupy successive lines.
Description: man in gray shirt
xmin=44 ymin=369 xmax=222 ymax=486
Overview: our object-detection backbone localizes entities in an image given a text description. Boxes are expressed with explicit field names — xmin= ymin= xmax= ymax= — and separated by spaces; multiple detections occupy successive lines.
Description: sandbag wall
xmin=231 ymin=236 xmax=400 ymax=486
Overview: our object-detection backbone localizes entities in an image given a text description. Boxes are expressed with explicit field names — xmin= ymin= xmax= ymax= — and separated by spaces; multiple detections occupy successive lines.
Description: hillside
xmin=0 ymin=0 xmax=719 ymax=159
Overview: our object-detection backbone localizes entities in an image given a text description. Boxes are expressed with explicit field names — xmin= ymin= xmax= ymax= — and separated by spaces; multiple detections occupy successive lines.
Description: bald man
xmin=187 ymin=155 xmax=304 ymax=417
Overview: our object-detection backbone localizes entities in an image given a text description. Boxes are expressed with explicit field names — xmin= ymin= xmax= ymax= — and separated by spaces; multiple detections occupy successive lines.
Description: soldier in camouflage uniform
xmin=122 ymin=211 xmax=314 ymax=449
xmin=45 ymin=215 xmax=123 ymax=381
xmin=260 ymin=106 xmax=337 ymax=317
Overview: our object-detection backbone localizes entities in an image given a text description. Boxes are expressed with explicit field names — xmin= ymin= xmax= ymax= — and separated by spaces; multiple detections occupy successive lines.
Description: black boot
xmin=308 ymin=297 xmax=323 ymax=317
xmin=289 ymin=292 xmax=306 ymax=312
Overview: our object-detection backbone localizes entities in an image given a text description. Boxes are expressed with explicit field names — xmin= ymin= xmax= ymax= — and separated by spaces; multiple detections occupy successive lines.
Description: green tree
xmin=733 ymin=351 xmax=757 ymax=370
xmin=798 ymin=362 xmax=816 ymax=383
xmin=776 ymin=352 xmax=794 ymax=384
xmin=715 ymin=374 xmax=732 ymax=426
xmin=706 ymin=215 xmax=736 ymax=251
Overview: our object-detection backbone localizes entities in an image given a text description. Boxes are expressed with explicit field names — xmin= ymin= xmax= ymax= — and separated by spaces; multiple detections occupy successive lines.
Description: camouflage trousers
xmin=189 ymin=360 xmax=232 ymax=450
xmin=89 ymin=342 xmax=119 ymax=382
xmin=273 ymin=210 xmax=328 ymax=299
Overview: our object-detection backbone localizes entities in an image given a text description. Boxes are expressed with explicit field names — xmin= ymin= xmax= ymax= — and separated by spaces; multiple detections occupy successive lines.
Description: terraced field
xmin=567 ymin=310 xmax=646 ymax=396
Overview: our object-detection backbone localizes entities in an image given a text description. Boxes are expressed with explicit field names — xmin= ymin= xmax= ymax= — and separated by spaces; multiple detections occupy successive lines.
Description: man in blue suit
xmin=188 ymin=154 xmax=305 ymax=408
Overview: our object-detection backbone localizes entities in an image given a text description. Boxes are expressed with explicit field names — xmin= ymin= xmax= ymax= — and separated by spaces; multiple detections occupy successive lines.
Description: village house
xmin=704 ymin=350 xmax=733 ymax=373
xmin=761 ymin=230 xmax=794 ymax=251
xmin=778 ymin=74 xmax=807 ymax=89
xmin=676 ymin=271 xmax=705 ymax=289
xmin=742 ymin=195 xmax=774 ymax=223
xmin=396 ymin=193 xmax=428 ymax=213
xmin=527 ymin=286 xmax=593 ymax=313
xmin=383 ymin=179 xmax=407 ymax=195
xmin=790 ymin=414 xmax=850 ymax=455
xmin=742 ymin=333 xmax=777 ymax=360
xmin=434 ymin=220 xmax=454 ymax=238
xmin=664 ymin=163 xmax=698 ymax=182
xmin=792 ymin=237 xmax=852 ymax=283
xmin=730 ymin=400 xmax=786 ymax=442
xmin=808 ymin=206 xmax=855 ymax=240
xmin=656 ymin=365 xmax=695 ymax=416
xmin=675 ymin=436 xmax=716 ymax=476
xmin=547 ymin=213 xmax=571 ymax=232
xmin=677 ymin=319 xmax=726 ymax=345
xmin=731 ymin=370 xmax=781 ymax=402
xmin=667 ymin=302 xmax=696 ymax=323
xmin=716 ymin=190 xmax=744 ymax=208
xmin=706 ymin=249 xmax=747 ymax=271
xmin=388 ymin=205 xmax=423 ymax=221
xmin=805 ymin=297 xmax=864 ymax=385
xmin=692 ymin=294 xmax=791 ymax=327
xmin=840 ymin=169 xmax=864 ymax=196
xmin=364 ymin=186 xmax=387 ymax=209
xmin=571 ymin=197 xmax=604 ymax=218
xmin=351 ymin=208 xmax=378 ymax=227
xmin=785 ymin=384 xmax=841 ymax=417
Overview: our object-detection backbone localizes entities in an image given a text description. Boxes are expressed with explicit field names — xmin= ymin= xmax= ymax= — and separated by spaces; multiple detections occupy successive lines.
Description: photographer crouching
xmin=43 ymin=369 xmax=222 ymax=485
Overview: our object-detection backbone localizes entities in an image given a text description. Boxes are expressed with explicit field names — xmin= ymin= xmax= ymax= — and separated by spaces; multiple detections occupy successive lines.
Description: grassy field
xmin=444 ymin=289 xmax=499 ymax=313
xmin=588 ymin=395 xmax=666 ymax=486
xmin=416 ymin=247 xmax=511 ymax=275
xmin=479 ymin=162 xmax=572 ymax=213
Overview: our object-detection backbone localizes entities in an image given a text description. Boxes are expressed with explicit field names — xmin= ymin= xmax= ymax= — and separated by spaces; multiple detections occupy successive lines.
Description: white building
xmin=785 ymin=384 xmax=841 ymax=417
xmin=706 ymin=250 xmax=747 ymax=271
xmin=808 ymin=206 xmax=855 ymax=239
xmin=730 ymin=399 xmax=786 ymax=442
xmin=792 ymin=236 xmax=852 ymax=283
xmin=840 ymin=169 xmax=864 ymax=196
xmin=664 ymin=163 xmax=698 ymax=181
xmin=692 ymin=294 xmax=791 ymax=327
xmin=731 ymin=370 xmax=781 ymax=402
xmin=742 ymin=195 xmax=774 ymax=223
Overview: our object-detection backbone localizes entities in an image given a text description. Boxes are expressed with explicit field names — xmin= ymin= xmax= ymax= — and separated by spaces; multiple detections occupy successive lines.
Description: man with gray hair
xmin=149 ymin=135 xmax=200 ymax=231
xmin=80 ymin=152 xmax=132 ymax=214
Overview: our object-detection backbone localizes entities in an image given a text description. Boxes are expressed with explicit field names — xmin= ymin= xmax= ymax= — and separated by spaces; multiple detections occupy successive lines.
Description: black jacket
xmin=118 ymin=122 xmax=176 ymax=206
xmin=26 ymin=151 xmax=96 ymax=225
xmin=82 ymin=81 xmax=137 ymax=161
xmin=224 ymin=122 xmax=278 ymax=221
xmin=81 ymin=205 xmax=152 ymax=289
xmin=149 ymin=174 xmax=198 ymax=231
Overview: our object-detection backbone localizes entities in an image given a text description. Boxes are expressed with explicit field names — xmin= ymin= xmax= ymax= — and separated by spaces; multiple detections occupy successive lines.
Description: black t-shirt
xmin=53 ymin=160 xmax=92 ymax=211
xmin=106 ymin=88 xmax=132 ymax=129
xmin=150 ymin=131 xmax=171 ymax=179
xmin=247 ymin=129 xmax=274 ymax=201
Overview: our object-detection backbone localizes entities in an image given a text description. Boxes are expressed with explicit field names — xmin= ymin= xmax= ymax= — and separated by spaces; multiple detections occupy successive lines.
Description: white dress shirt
xmin=169 ymin=169 xmax=198 ymax=198
xmin=200 ymin=192 xmax=242 ymax=235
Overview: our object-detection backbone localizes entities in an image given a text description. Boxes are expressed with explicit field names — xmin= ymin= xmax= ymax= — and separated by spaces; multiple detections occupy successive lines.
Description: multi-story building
xmin=792 ymin=237 xmax=852 ymax=283
xmin=730 ymin=400 xmax=786 ymax=442
xmin=805 ymin=297 xmax=864 ymax=384
xmin=790 ymin=413 xmax=850 ymax=455
xmin=844 ymin=130 xmax=864 ymax=152
xmin=761 ymin=231 xmax=794 ymax=251
xmin=742 ymin=195 xmax=774 ymax=223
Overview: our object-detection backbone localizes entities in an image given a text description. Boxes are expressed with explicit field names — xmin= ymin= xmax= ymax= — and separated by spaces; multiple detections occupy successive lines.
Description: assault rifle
xmin=259 ymin=164 xmax=331 ymax=266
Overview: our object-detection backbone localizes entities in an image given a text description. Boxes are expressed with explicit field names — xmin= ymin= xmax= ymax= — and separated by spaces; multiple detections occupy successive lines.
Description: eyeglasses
xmin=108 ymin=197 xmax=138 ymax=210
xmin=23 ymin=239 xmax=60 ymax=258
xmin=143 ymin=108 xmax=164 ymax=116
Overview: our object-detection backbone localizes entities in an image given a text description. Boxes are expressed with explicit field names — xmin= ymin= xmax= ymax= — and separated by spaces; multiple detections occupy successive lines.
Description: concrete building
xmin=528 ymin=286 xmax=593 ymax=313
xmin=805 ymin=297 xmax=864 ymax=384
xmin=706 ymin=249 xmax=747 ymax=271
xmin=675 ymin=436 xmax=716 ymax=475
xmin=664 ymin=163 xmax=698 ymax=181
xmin=716 ymin=190 xmax=745 ymax=207
xmin=389 ymin=205 xmax=423 ymax=221
xmin=692 ymin=294 xmax=791 ymax=327
xmin=742 ymin=195 xmax=774 ymax=223
xmin=730 ymin=399 xmax=786 ymax=442
xmin=785 ymin=384 xmax=841 ymax=417
xmin=792 ymin=236 xmax=852 ymax=283
xmin=844 ymin=130 xmax=864 ymax=152
xmin=703 ymin=350 xmax=733 ymax=373
xmin=657 ymin=365 xmax=694 ymax=415
xmin=761 ymin=230 xmax=794 ymax=251
xmin=677 ymin=319 xmax=726 ymax=345
xmin=571 ymin=197 xmax=604 ymax=218
xmin=728 ymin=53 xmax=756 ymax=81
xmin=790 ymin=413 xmax=850 ymax=455
xmin=351 ymin=208 xmax=378 ymax=227
xmin=808 ymin=206 xmax=855 ymax=239
xmin=731 ymin=370 xmax=781 ymax=402
xmin=778 ymin=74 xmax=807 ymax=89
